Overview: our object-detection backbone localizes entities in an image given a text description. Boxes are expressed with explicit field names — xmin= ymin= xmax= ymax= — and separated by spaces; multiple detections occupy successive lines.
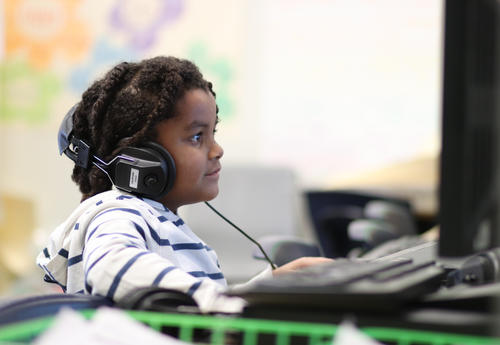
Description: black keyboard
xmin=230 ymin=257 xmax=446 ymax=312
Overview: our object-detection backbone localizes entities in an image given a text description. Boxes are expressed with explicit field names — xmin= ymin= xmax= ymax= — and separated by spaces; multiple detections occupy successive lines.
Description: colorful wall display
xmin=1 ymin=0 xmax=238 ymax=124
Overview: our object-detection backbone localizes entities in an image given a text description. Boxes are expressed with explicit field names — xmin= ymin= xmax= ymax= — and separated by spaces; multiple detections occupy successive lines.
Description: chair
xmin=305 ymin=190 xmax=417 ymax=258
xmin=251 ymin=235 xmax=321 ymax=267
xmin=0 ymin=293 xmax=112 ymax=326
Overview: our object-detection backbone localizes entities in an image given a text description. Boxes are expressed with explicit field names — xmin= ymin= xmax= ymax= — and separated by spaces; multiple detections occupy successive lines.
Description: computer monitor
xmin=439 ymin=0 xmax=500 ymax=258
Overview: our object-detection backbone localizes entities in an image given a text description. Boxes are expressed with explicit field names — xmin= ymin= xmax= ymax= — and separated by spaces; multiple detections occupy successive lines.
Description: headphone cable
xmin=204 ymin=201 xmax=277 ymax=270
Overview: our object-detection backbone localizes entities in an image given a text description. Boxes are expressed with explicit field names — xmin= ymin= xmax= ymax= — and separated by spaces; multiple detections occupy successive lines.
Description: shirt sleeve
xmin=229 ymin=265 xmax=273 ymax=293
xmin=83 ymin=214 xmax=246 ymax=313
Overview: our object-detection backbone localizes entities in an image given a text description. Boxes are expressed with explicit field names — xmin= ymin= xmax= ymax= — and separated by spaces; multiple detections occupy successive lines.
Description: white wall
xmin=0 ymin=0 xmax=442 ymax=284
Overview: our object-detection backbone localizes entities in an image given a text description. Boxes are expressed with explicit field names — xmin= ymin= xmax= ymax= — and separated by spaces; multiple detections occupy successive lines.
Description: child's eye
xmin=190 ymin=133 xmax=202 ymax=143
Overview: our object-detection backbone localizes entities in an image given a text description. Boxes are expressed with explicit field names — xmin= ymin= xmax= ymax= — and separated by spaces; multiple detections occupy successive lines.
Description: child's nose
xmin=210 ymin=141 xmax=224 ymax=160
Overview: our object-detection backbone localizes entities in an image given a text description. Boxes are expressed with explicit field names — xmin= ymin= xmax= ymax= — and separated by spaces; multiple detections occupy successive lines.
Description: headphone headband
xmin=57 ymin=104 xmax=176 ymax=199
xmin=58 ymin=104 xmax=92 ymax=168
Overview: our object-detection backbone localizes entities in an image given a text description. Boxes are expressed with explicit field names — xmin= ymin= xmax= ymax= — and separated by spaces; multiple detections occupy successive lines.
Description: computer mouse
xmin=117 ymin=286 xmax=200 ymax=313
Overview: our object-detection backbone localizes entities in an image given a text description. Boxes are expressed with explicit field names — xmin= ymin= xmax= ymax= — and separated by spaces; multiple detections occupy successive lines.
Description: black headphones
xmin=57 ymin=104 xmax=176 ymax=199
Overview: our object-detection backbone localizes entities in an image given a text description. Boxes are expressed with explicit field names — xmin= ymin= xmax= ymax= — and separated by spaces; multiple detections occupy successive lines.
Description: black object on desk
xmin=231 ymin=239 xmax=500 ymax=337
xmin=231 ymin=256 xmax=445 ymax=313
xmin=233 ymin=253 xmax=500 ymax=336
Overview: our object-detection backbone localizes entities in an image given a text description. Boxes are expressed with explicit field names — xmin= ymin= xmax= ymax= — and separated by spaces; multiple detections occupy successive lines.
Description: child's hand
xmin=272 ymin=257 xmax=334 ymax=276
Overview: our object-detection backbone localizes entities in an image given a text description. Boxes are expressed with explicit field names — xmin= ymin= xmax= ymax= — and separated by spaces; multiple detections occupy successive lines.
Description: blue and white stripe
xmin=36 ymin=190 xmax=245 ymax=313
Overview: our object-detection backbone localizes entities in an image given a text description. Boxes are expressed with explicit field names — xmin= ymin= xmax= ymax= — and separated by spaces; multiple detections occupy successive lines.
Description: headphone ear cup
xmin=113 ymin=142 xmax=176 ymax=199
xmin=141 ymin=141 xmax=176 ymax=196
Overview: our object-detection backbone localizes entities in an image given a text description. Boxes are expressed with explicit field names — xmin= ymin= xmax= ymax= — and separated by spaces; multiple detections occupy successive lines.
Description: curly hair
xmin=70 ymin=56 xmax=216 ymax=201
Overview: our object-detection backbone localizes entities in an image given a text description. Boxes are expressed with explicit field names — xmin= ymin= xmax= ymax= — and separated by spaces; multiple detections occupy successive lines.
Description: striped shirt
xmin=36 ymin=190 xmax=249 ymax=313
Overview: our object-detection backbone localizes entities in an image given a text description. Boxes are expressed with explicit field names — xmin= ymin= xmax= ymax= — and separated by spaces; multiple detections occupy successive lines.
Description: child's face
xmin=155 ymin=88 xmax=223 ymax=212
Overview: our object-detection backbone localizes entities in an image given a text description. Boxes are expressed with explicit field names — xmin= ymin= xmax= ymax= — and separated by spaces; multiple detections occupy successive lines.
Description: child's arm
xmin=272 ymin=257 xmax=334 ymax=276
xmin=83 ymin=217 xmax=245 ymax=313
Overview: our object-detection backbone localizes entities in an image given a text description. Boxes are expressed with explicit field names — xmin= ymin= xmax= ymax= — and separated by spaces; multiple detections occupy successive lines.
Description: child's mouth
xmin=206 ymin=168 xmax=220 ymax=177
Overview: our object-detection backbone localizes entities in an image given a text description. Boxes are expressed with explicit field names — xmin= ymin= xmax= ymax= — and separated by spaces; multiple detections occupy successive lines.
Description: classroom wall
xmin=0 ymin=0 xmax=442 ymax=292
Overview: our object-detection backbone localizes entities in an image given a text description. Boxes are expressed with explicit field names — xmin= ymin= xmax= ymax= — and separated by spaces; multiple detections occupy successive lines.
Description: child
xmin=37 ymin=56 xmax=331 ymax=313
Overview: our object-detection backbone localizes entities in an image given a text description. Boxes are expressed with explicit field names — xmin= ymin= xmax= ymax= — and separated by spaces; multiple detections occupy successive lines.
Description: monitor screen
xmin=439 ymin=0 xmax=500 ymax=258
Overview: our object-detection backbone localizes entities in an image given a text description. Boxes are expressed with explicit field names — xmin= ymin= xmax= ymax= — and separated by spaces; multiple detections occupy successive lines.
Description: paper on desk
xmin=332 ymin=321 xmax=383 ymax=345
xmin=34 ymin=307 xmax=191 ymax=345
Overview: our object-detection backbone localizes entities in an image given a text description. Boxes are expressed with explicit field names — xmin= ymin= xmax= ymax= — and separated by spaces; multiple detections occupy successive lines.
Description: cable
xmin=204 ymin=202 xmax=277 ymax=270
